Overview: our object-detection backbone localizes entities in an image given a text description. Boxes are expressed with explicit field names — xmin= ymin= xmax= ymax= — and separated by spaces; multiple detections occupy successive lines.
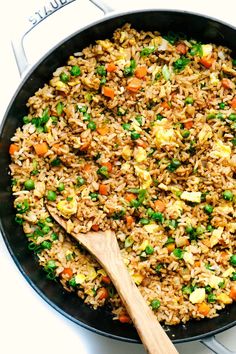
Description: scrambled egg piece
xmin=210 ymin=140 xmax=231 ymax=160
xmin=75 ymin=273 xmax=86 ymax=284
xmin=189 ymin=288 xmax=206 ymax=304
xmin=121 ymin=146 xmax=132 ymax=160
xmin=210 ymin=227 xmax=224 ymax=247
xmin=57 ymin=197 xmax=77 ymax=218
xmin=202 ymin=44 xmax=213 ymax=57
xmin=208 ymin=275 xmax=223 ymax=289
xmin=86 ymin=267 xmax=97 ymax=281
xmin=180 ymin=191 xmax=202 ymax=203
xmin=210 ymin=72 xmax=219 ymax=86
xmin=217 ymin=293 xmax=232 ymax=304
xmin=121 ymin=162 xmax=131 ymax=172
xmin=222 ymin=267 xmax=235 ymax=278
xmin=183 ymin=251 xmax=194 ymax=265
xmin=143 ymin=223 xmax=160 ymax=234
xmin=134 ymin=165 xmax=152 ymax=189
xmin=132 ymin=274 xmax=144 ymax=285
xmin=153 ymin=119 xmax=176 ymax=147
xmin=134 ymin=147 xmax=147 ymax=162
xmin=198 ymin=124 xmax=212 ymax=143
xmin=139 ymin=240 xmax=149 ymax=251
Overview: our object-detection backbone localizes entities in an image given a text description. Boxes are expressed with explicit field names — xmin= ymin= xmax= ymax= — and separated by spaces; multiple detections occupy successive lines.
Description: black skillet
xmin=0 ymin=1 xmax=236 ymax=353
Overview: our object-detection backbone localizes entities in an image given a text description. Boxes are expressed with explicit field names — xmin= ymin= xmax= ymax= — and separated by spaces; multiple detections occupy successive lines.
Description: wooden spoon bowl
xmin=47 ymin=206 xmax=178 ymax=354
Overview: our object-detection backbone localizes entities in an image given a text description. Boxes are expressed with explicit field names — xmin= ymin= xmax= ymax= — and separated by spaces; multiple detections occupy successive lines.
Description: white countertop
xmin=0 ymin=1 xmax=235 ymax=353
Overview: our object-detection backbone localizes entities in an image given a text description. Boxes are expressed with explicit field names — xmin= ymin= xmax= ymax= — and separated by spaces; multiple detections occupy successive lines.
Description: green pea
xmin=219 ymin=102 xmax=225 ymax=109
xmin=87 ymin=121 xmax=96 ymax=130
xmin=24 ymin=179 xmax=35 ymax=190
xmin=51 ymin=233 xmax=58 ymax=241
xmin=156 ymin=114 xmax=164 ymax=121
xmin=207 ymin=293 xmax=216 ymax=303
xmin=155 ymin=264 xmax=163 ymax=273
xmin=70 ymin=65 xmax=81 ymax=76
xmin=60 ymin=72 xmax=69 ymax=83
xmin=207 ymin=113 xmax=216 ymax=120
xmin=145 ymin=245 xmax=154 ymax=255
xmin=47 ymin=190 xmax=57 ymax=201
xmin=96 ymin=65 xmax=107 ymax=76
xmin=222 ymin=190 xmax=233 ymax=201
xmin=100 ymin=77 xmax=106 ymax=85
xmin=41 ymin=240 xmax=52 ymax=249
xmin=135 ymin=115 xmax=143 ymax=126
xmin=216 ymin=113 xmax=224 ymax=120
xmin=182 ymin=285 xmax=194 ymax=294
xmin=23 ymin=116 xmax=31 ymax=124
xmin=78 ymin=105 xmax=88 ymax=113
xmin=231 ymin=138 xmax=236 ymax=146
xmin=46 ymin=260 xmax=57 ymax=269
xmin=231 ymin=272 xmax=236 ymax=281
xmin=57 ymin=182 xmax=65 ymax=192
xmin=122 ymin=123 xmax=131 ymax=130
xmin=97 ymin=166 xmax=109 ymax=179
xmin=83 ymin=112 xmax=91 ymax=121
xmin=42 ymin=225 xmax=51 ymax=234
xmin=130 ymin=131 xmax=141 ymax=140
xmin=229 ymin=113 xmax=236 ymax=121
xmin=147 ymin=208 xmax=154 ymax=217
xmin=196 ymin=226 xmax=205 ymax=235
xmin=150 ymin=299 xmax=161 ymax=309
xmin=173 ymin=248 xmax=184 ymax=259
xmin=77 ymin=176 xmax=85 ymax=186
xmin=186 ymin=225 xmax=194 ymax=234
xmin=206 ymin=225 xmax=214 ymax=232
xmin=68 ymin=277 xmax=77 ymax=287
xmin=151 ymin=212 xmax=163 ymax=222
xmin=185 ymin=97 xmax=194 ymax=105
xmin=230 ymin=254 xmax=236 ymax=266
xmin=204 ymin=204 xmax=214 ymax=214
xmin=232 ymin=59 xmax=236 ymax=66
xmin=51 ymin=158 xmax=61 ymax=167
xmin=139 ymin=218 xmax=150 ymax=225
xmin=205 ymin=285 xmax=212 ymax=294
xmin=165 ymin=237 xmax=175 ymax=245
xmin=89 ymin=192 xmax=99 ymax=201
xmin=181 ymin=130 xmax=190 ymax=138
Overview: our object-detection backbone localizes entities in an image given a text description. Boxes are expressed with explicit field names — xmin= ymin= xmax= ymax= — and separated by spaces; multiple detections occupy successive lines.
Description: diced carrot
xmin=106 ymin=63 xmax=117 ymax=72
xmin=219 ymin=251 xmax=228 ymax=262
xmin=91 ymin=224 xmax=99 ymax=231
xmin=84 ymin=164 xmax=91 ymax=172
xmin=126 ymin=215 xmax=134 ymax=227
xmin=176 ymin=43 xmax=187 ymax=55
xmin=184 ymin=120 xmax=194 ymax=129
xmin=136 ymin=139 xmax=148 ymax=148
xmin=198 ymin=302 xmax=210 ymax=316
xmin=166 ymin=243 xmax=175 ymax=254
xmin=80 ymin=141 xmax=91 ymax=151
xmin=125 ymin=193 xmax=136 ymax=202
xmin=97 ymin=126 xmax=109 ymax=135
xmin=97 ymin=287 xmax=109 ymax=300
xmin=194 ymin=261 xmax=201 ymax=267
xmin=9 ymin=144 xmax=19 ymax=155
xmin=34 ymin=142 xmax=48 ymax=156
xmin=101 ymin=161 xmax=112 ymax=173
xmin=118 ymin=314 xmax=131 ymax=323
xmin=221 ymin=78 xmax=233 ymax=89
xmin=101 ymin=276 xmax=111 ymax=284
xmin=161 ymin=101 xmax=170 ymax=109
xmin=99 ymin=184 xmax=108 ymax=195
xmin=135 ymin=66 xmax=147 ymax=79
xmin=102 ymin=86 xmax=115 ymax=99
xmin=229 ymin=284 xmax=236 ymax=301
xmin=199 ymin=56 xmax=214 ymax=69
xmin=154 ymin=200 xmax=166 ymax=213
xmin=231 ymin=96 xmax=236 ymax=109
xmin=61 ymin=267 xmax=73 ymax=278
xmin=126 ymin=78 xmax=142 ymax=93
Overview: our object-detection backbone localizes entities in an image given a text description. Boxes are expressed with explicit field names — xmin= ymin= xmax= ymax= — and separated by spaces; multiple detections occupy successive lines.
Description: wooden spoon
xmin=47 ymin=206 xmax=178 ymax=354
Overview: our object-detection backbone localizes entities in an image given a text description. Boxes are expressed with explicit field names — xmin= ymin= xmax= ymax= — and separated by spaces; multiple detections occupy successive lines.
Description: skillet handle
xmin=11 ymin=0 xmax=113 ymax=77
xmin=201 ymin=336 xmax=236 ymax=354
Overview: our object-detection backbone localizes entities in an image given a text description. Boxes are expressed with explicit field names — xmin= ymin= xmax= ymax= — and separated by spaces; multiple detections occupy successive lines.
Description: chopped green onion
xmin=122 ymin=123 xmax=131 ymax=130
xmin=162 ymin=64 xmax=171 ymax=81
xmin=140 ymin=47 xmax=155 ymax=57
xmin=130 ymin=131 xmax=141 ymax=140
xmin=145 ymin=245 xmax=154 ymax=255
xmin=56 ymin=102 xmax=64 ymax=115
xmin=173 ymin=248 xmax=184 ymax=259
xmin=173 ymin=56 xmax=190 ymax=72
xmin=97 ymin=166 xmax=109 ymax=179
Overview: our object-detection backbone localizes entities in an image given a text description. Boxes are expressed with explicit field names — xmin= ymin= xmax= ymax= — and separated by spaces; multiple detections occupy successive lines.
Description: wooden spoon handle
xmin=105 ymin=251 xmax=178 ymax=354
xmin=76 ymin=231 xmax=178 ymax=354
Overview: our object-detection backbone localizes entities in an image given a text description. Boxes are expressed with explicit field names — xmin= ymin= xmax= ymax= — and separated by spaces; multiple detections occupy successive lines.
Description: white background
xmin=0 ymin=1 xmax=236 ymax=353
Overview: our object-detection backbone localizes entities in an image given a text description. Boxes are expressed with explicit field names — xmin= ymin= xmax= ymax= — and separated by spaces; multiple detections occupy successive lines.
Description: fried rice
xmin=9 ymin=24 xmax=236 ymax=325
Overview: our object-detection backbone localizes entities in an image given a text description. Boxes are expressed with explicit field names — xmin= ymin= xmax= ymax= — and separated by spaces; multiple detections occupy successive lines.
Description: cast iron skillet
xmin=0 ymin=1 xmax=236 ymax=353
